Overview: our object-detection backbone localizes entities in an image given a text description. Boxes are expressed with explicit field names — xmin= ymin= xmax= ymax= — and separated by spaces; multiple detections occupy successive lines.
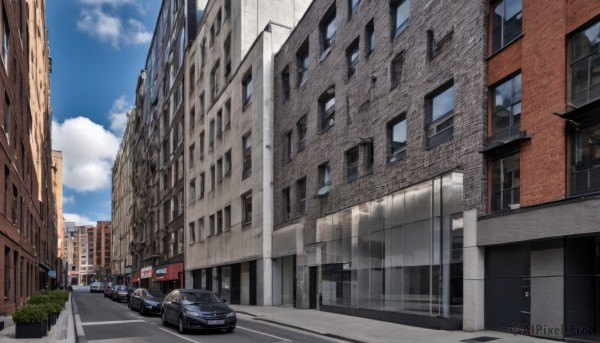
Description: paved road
xmin=72 ymin=286 xmax=342 ymax=343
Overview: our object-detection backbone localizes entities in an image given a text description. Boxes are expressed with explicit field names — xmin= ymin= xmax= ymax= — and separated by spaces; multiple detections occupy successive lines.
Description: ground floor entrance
xmin=189 ymin=260 xmax=258 ymax=305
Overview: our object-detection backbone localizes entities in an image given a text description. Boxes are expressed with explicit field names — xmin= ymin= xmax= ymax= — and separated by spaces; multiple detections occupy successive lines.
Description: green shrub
xmin=47 ymin=290 xmax=68 ymax=302
xmin=12 ymin=305 xmax=47 ymax=324
xmin=41 ymin=303 xmax=62 ymax=316
xmin=27 ymin=294 xmax=53 ymax=305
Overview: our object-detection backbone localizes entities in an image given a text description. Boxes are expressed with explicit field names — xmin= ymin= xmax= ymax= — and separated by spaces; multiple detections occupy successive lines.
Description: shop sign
xmin=141 ymin=266 xmax=153 ymax=279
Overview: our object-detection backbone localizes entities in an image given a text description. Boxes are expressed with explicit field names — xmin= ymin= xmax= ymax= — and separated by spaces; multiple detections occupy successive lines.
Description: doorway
xmin=309 ymin=266 xmax=318 ymax=309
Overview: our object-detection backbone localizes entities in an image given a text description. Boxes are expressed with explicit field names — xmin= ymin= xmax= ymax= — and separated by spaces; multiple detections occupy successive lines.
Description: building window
xmin=390 ymin=53 xmax=403 ymax=89
xmin=211 ymin=61 xmax=220 ymax=102
xmin=190 ymin=106 xmax=196 ymax=130
xmin=346 ymin=146 xmax=359 ymax=181
xmin=366 ymin=20 xmax=374 ymax=56
xmin=282 ymin=188 xmax=291 ymax=222
xmin=346 ymin=39 xmax=359 ymax=78
xmin=199 ymin=172 xmax=205 ymax=199
xmin=189 ymin=64 xmax=195 ymax=93
xmin=286 ymin=131 xmax=293 ymax=161
xmin=188 ymin=143 xmax=195 ymax=168
xmin=282 ymin=66 xmax=290 ymax=101
xmin=3 ymin=94 xmax=10 ymax=142
xmin=297 ymin=115 xmax=307 ymax=151
xmin=296 ymin=178 xmax=307 ymax=215
xmin=320 ymin=6 xmax=337 ymax=57
xmin=216 ymin=109 xmax=223 ymax=137
xmin=243 ymin=71 xmax=253 ymax=106
xmin=391 ymin=0 xmax=410 ymax=38
xmin=215 ymin=9 xmax=222 ymax=34
xmin=188 ymin=222 xmax=195 ymax=243
xmin=491 ymin=0 xmax=522 ymax=53
xmin=491 ymin=73 xmax=521 ymax=140
xmin=319 ymin=88 xmax=335 ymax=132
xmin=224 ymin=0 xmax=231 ymax=18
xmin=189 ymin=178 xmax=196 ymax=203
xmin=209 ymin=215 xmax=215 ymax=236
xmin=1 ymin=10 xmax=9 ymax=73
xmin=199 ymin=218 xmax=205 ymax=241
xmin=210 ymin=164 xmax=216 ymax=190
xmin=209 ymin=119 xmax=215 ymax=148
xmin=217 ymin=158 xmax=223 ymax=182
xmin=349 ymin=0 xmax=361 ymax=18
xmin=199 ymin=131 xmax=205 ymax=159
xmin=389 ymin=116 xmax=407 ymax=162
xmin=570 ymin=121 xmax=600 ymax=195
xmin=224 ymin=206 xmax=231 ymax=231
xmin=297 ymin=42 xmax=309 ymax=86
xmin=427 ymin=83 xmax=454 ymax=148
xmin=569 ymin=19 xmax=600 ymax=107
xmin=199 ymin=92 xmax=205 ymax=120
xmin=216 ymin=210 xmax=223 ymax=234
xmin=364 ymin=141 xmax=374 ymax=173
xmin=318 ymin=162 xmax=331 ymax=196
xmin=491 ymin=152 xmax=520 ymax=211
xmin=224 ymin=33 xmax=232 ymax=80
xmin=224 ymin=99 xmax=231 ymax=129
xmin=242 ymin=191 xmax=252 ymax=225
xmin=242 ymin=132 xmax=252 ymax=179
xmin=225 ymin=149 xmax=232 ymax=176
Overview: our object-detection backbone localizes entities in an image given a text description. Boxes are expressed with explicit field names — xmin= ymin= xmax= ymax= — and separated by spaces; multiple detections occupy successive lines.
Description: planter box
xmin=43 ymin=319 xmax=48 ymax=336
xmin=51 ymin=314 xmax=57 ymax=325
xmin=15 ymin=322 xmax=45 ymax=339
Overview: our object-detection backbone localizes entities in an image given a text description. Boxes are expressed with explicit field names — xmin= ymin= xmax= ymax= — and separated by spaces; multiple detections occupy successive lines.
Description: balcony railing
xmin=571 ymin=165 xmax=600 ymax=196
xmin=492 ymin=186 xmax=520 ymax=211
xmin=489 ymin=122 xmax=521 ymax=145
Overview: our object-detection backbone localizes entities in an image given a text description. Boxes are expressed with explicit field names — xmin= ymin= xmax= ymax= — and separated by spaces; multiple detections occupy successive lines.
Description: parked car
xmin=129 ymin=288 xmax=165 ymax=315
xmin=103 ymin=283 xmax=114 ymax=298
xmin=90 ymin=281 xmax=105 ymax=293
xmin=112 ymin=285 xmax=130 ymax=302
xmin=161 ymin=289 xmax=236 ymax=334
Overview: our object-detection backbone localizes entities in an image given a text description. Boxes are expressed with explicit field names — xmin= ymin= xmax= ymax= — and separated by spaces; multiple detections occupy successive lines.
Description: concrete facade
xmin=52 ymin=150 xmax=63 ymax=258
xmin=272 ymin=0 xmax=487 ymax=328
xmin=111 ymin=112 xmax=134 ymax=284
xmin=183 ymin=0 xmax=311 ymax=306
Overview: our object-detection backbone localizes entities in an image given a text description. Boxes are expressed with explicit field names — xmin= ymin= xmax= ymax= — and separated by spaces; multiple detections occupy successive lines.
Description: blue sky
xmin=47 ymin=0 xmax=161 ymax=225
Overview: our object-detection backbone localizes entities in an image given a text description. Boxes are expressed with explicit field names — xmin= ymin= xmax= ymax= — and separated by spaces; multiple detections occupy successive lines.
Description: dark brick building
xmin=272 ymin=0 xmax=487 ymax=330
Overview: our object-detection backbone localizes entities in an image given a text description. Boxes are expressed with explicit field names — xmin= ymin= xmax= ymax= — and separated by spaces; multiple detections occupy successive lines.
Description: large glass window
xmin=427 ymin=84 xmax=454 ymax=148
xmin=570 ymin=122 xmax=600 ymax=195
xmin=319 ymin=172 xmax=464 ymax=318
xmin=491 ymin=0 xmax=522 ymax=53
xmin=491 ymin=152 xmax=520 ymax=211
xmin=491 ymin=74 xmax=521 ymax=140
xmin=569 ymin=20 xmax=600 ymax=107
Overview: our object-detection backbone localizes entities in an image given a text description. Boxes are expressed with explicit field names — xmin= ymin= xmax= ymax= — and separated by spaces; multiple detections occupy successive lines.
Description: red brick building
xmin=477 ymin=0 xmax=600 ymax=340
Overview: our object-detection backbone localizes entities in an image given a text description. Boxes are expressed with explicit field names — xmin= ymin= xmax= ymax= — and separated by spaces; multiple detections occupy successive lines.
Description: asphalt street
xmin=72 ymin=286 xmax=342 ymax=343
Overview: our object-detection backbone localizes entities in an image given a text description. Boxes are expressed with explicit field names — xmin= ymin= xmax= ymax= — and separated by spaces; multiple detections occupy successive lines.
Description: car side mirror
xmin=222 ymin=298 xmax=226 ymax=303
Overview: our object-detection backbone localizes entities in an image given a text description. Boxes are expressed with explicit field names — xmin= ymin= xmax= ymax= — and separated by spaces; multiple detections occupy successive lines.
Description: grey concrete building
xmin=183 ymin=0 xmax=311 ymax=305
xmin=272 ymin=0 xmax=487 ymax=330
xmin=125 ymin=0 xmax=201 ymax=293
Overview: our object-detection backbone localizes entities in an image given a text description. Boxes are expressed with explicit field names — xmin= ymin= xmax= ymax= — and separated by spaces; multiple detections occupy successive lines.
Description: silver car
xmin=90 ymin=281 xmax=105 ymax=293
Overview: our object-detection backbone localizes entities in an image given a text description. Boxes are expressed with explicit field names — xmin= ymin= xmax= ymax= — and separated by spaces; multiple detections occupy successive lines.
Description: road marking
xmin=237 ymin=325 xmax=292 ymax=341
xmin=158 ymin=327 xmax=202 ymax=343
xmin=81 ymin=319 xmax=146 ymax=326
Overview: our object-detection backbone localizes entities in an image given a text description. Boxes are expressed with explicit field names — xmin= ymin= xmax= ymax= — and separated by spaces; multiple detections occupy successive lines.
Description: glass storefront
xmin=318 ymin=172 xmax=464 ymax=319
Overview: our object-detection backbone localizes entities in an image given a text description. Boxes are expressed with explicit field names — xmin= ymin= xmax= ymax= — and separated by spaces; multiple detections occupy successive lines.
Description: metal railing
xmin=492 ymin=186 xmax=520 ymax=211
xmin=571 ymin=165 xmax=600 ymax=195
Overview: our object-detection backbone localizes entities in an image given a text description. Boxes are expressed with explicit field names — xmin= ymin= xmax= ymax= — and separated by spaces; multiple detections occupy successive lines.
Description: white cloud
xmin=108 ymin=95 xmax=133 ymax=136
xmin=77 ymin=7 xmax=123 ymax=48
xmin=63 ymin=195 xmax=75 ymax=204
xmin=76 ymin=2 xmax=153 ymax=48
xmin=52 ymin=117 xmax=120 ymax=192
xmin=64 ymin=213 xmax=96 ymax=226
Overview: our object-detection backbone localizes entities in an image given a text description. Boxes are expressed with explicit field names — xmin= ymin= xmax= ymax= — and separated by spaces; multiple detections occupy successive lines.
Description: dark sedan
xmin=112 ymin=285 xmax=130 ymax=302
xmin=103 ymin=283 xmax=114 ymax=298
xmin=161 ymin=289 xmax=236 ymax=334
xmin=129 ymin=288 xmax=164 ymax=315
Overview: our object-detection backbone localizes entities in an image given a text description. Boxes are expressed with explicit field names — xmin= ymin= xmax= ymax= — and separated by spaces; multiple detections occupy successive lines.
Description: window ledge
xmin=242 ymin=99 xmax=252 ymax=112
xmin=319 ymin=125 xmax=334 ymax=135
xmin=242 ymin=221 xmax=252 ymax=228
xmin=319 ymin=48 xmax=332 ymax=62
xmin=486 ymin=34 xmax=524 ymax=61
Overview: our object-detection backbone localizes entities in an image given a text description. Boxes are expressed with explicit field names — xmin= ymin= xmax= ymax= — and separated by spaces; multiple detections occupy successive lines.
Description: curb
xmin=238 ymin=314 xmax=366 ymax=343
xmin=70 ymin=293 xmax=87 ymax=343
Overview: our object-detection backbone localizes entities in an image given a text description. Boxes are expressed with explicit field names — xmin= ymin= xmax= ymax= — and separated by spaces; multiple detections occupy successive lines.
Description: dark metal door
xmin=309 ymin=267 xmax=317 ymax=309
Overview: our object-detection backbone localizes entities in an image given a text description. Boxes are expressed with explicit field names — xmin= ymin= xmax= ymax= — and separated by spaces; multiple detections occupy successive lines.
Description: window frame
xmin=346 ymin=146 xmax=360 ymax=181
xmin=346 ymin=38 xmax=360 ymax=78
xmin=426 ymin=82 xmax=455 ymax=148
xmin=319 ymin=88 xmax=336 ymax=133
xmin=296 ymin=177 xmax=307 ymax=215
xmin=388 ymin=116 xmax=407 ymax=163
xmin=242 ymin=191 xmax=253 ymax=225
xmin=317 ymin=162 xmax=331 ymax=196
xmin=320 ymin=5 xmax=337 ymax=57
xmin=491 ymin=0 xmax=523 ymax=54
xmin=391 ymin=0 xmax=410 ymax=39
xmin=242 ymin=70 xmax=253 ymax=106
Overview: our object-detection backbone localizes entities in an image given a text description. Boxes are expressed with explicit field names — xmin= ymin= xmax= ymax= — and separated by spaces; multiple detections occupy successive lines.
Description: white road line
xmin=81 ymin=319 xmax=146 ymax=326
xmin=158 ymin=327 xmax=202 ymax=343
xmin=237 ymin=325 xmax=292 ymax=342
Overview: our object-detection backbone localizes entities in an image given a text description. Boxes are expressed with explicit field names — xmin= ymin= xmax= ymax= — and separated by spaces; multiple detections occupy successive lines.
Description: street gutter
xmin=70 ymin=292 xmax=87 ymax=343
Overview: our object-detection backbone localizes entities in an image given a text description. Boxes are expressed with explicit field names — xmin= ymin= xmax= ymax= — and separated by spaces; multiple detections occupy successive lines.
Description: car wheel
xmin=178 ymin=317 xmax=186 ymax=334
xmin=161 ymin=312 xmax=167 ymax=326
xmin=226 ymin=327 xmax=235 ymax=333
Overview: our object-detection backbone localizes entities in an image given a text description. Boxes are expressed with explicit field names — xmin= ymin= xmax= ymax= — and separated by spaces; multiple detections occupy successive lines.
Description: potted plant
xmin=41 ymin=303 xmax=61 ymax=326
xmin=12 ymin=305 xmax=47 ymax=338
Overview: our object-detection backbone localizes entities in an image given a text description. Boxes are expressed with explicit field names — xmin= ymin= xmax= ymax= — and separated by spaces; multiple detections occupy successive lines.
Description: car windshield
xmin=181 ymin=292 xmax=220 ymax=305
xmin=117 ymin=286 xmax=128 ymax=291
xmin=146 ymin=289 xmax=164 ymax=298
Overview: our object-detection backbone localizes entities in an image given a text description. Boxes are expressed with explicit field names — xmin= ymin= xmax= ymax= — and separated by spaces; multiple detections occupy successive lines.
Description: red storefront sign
xmin=153 ymin=262 xmax=184 ymax=282
xmin=132 ymin=270 xmax=141 ymax=283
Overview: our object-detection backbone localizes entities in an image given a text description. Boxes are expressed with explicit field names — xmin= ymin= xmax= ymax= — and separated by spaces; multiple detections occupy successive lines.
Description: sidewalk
xmin=230 ymin=305 xmax=556 ymax=343
xmin=0 ymin=294 xmax=76 ymax=343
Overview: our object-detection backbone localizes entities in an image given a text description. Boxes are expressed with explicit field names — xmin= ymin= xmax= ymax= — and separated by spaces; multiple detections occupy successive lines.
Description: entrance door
xmin=309 ymin=266 xmax=317 ymax=309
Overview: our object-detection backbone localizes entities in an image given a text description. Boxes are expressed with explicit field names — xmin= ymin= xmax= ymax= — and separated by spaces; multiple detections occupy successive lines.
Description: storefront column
xmin=463 ymin=208 xmax=484 ymax=331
